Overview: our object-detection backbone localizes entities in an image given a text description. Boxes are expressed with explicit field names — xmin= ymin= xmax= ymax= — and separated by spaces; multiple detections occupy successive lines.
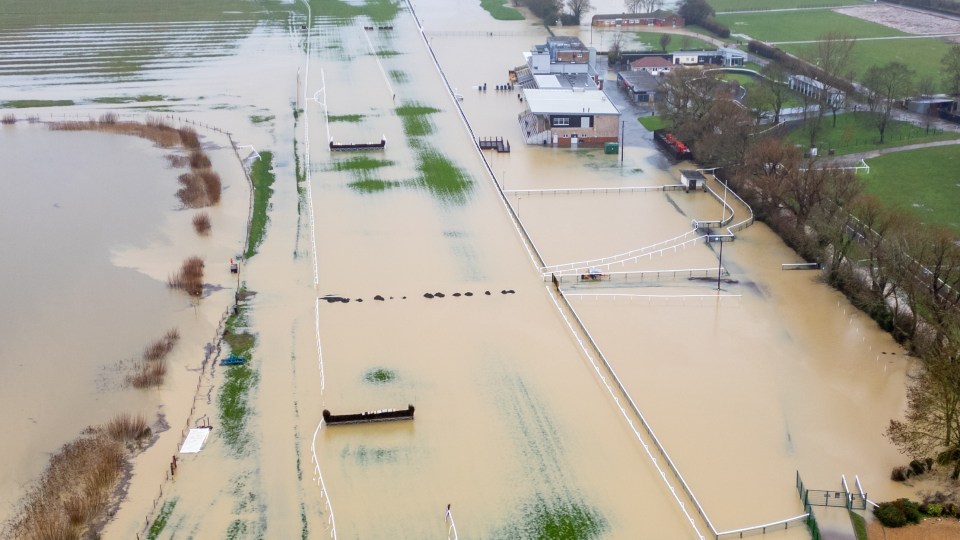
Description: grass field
xmin=784 ymin=112 xmax=960 ymax=155
xmin=710 ymin=0 xmax=868 ymax=11
xmin=780 ymin=37 xmax=954 ymax=88
xmin=716 ymin=10 xmax=904 ymax=42
xmin=480 ymin=0 xmax=524 ymax=20
xmin=0 ymin=0 xmax=281 ymax=26
xmin=632 ymin=31 xmax=717 ymax=52
xmin=638 ymin=115 xmax=666 ymax=131
xmin=862 ymin=145 xmax=960 ymax=233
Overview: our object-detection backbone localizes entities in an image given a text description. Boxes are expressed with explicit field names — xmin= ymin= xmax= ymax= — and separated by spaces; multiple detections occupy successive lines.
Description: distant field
xmin=780 ymin=37 xmax=954 ymax=89
xmin=784 ymin=112 xmax=960 ymax=155
xmin=631 ymin=31 xmax=717 ymax=52
xmin=711 ymin=0 xmax=868 ymax=11
xmin=480 ymin=0 xmax=524 ymax=20
xmin=863 ymin=145 xmax=960 ymax=233
xmin=0 ymin=0 xmax=279 ymax=26
xmin=716 ymin=10 xmax=904 ymax=42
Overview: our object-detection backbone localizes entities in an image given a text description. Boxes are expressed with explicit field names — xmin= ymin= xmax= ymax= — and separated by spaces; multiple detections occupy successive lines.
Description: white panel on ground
xmin=179 ymin=428 xmax=211 ymax=454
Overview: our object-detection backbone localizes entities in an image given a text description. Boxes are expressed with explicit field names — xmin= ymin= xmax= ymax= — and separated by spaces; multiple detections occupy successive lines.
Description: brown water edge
xmin=0 ymin=121 xmax=247 ymax=532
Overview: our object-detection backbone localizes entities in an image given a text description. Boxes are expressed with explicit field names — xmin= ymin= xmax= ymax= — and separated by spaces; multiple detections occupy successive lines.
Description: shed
xmin=680 ymin=170 xmax=706 ymax=191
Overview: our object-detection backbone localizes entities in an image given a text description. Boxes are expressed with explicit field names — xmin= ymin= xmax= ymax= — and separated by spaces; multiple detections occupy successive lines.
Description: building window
xmin=553 ymin=117 xmax=570 ymax=127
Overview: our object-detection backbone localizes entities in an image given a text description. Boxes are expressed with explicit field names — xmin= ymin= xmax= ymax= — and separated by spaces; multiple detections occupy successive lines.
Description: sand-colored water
xmin=0 ymin=0 xmax=923 ymax=538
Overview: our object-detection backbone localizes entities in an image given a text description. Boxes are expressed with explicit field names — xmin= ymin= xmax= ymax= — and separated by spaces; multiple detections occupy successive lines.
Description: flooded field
xmin=0 ymin=0 xmax=919 ymax=538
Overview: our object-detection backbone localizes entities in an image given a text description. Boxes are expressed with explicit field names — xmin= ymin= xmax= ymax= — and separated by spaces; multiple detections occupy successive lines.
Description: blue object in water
xmin=220 ymin=355 xmax=246 ymax=366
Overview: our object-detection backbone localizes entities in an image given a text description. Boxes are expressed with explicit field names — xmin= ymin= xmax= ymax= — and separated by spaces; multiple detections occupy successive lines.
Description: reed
xmin=177 ymin=127 xmax=200 ymax=149
xmin=98 ymin=113 xmax=117 ymax=125
xmin=165 ymin=154 xmax=190 ymax=168
xmin=1 ymin=113 xmax=16 ymax=125
xmin=198 ymin=170 xmax=222 ymax=204
xmin=142 ymin=328 xmax=179 ymax=361
xmin=189 ymin=150 xmax=211 ymax=169
xmin=129 ymin=361 xmax=167 ymax=388
xmin=6 ymin=423 xmax=134 ymax=540
xmin=192 ymin=212 xmax=212 ymax=234
xmin=167 ymin=256 xmax=204 ymax=297
xmin=105 ymin=413 xmax=151 ymax=442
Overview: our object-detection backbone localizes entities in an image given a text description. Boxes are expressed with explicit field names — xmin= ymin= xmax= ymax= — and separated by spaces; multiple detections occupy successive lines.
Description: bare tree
xmin=760 ymin=62 xmax=789 ymax=125
xmin=567 ymin=0 xmax=592 ymax=24
xmin=813 ymin=32 xmax=856 ymax=128
xmin=688 ymin=99 xmax=755 ymax=169
xmin=607 ymin=32 xmax=625 ymax=66
xmin=655 ymin=67 xmax=726 ymax=140
xmin=659 ymin=32 xmax=671 ymax=52
xmin=863 ymin=61 xmax=915 ymax=144
xmin=624 ymin=0 xmax=644 ymax=13
xmin=942 ymin=44 xmax=960 ymax=96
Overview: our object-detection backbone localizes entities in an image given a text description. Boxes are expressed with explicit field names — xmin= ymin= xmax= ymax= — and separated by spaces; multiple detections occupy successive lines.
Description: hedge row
xmin=747 ymin=40 xmax=855 ymax=94
xmin=700 ymin=17 xmax=730 ymax=38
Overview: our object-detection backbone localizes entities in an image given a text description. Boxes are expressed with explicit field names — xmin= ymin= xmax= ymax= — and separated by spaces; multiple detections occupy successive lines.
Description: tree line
xmin=654 ymin=40 xmax=960 ymax=473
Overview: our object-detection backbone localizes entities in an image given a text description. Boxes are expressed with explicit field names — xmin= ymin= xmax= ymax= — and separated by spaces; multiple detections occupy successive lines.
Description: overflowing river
xmin=0 ymin=0 xmax=916 ymax=538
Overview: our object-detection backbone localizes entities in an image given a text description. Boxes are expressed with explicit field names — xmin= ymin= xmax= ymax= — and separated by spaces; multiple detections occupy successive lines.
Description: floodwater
xmin=0 ymin=0 xmax=917 ymax=538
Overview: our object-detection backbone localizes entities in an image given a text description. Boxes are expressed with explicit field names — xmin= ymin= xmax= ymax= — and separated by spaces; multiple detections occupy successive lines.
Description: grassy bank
xmin=1 ymin=99 xmax=74 ymax=108
xmin=245 ymin=151 xmax=275 ymax=259
xmin=480 ymin=0 xmax=524 ymax=20
xmin=309 ymin=0 xmax=399 ymax=23
xmin=716 ymin=10 xmax=902 ymax=42
xmin=220 ymin=296 xmax=258 ymax=454
xmin=711 ymin=0 xmax=868 ymax=11
xmin=784 ymin=112 xmax=960 ymax=155
xmin=863 ymin=145 xmax=960 ymax=233
xmin=781 ymin=38 xmax=954 ymax=85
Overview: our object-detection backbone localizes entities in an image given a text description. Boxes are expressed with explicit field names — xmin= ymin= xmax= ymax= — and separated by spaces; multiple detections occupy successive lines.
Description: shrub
xmin=167 ymin=256 xmax=204 ymax=297
xmin=891 ymin=465 xmax=911 ymax=481
xmin=192 ymin=212 xmax=211 ymax=234
xmin=926 ymin=503 xmax=944 ymax=517
xmin=874 ymin=501 xmax=908 ymax=527
xmin=910 ymin=459 xmax=926 ymax=475
xmin=700 ymin=17 xmax=730 ymax=38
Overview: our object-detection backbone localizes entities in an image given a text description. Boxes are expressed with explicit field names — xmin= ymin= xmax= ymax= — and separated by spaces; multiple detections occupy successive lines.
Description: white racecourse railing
xmin=301 ymin=0 xmax=336 ymax=537
xmin=541 ymin=229 xmax=704 ymax=274
xmin=445 ymin=505 xmax=458 ymax=540
xmin=505 ymin=184 xmax=685 ymax=196
xmin=552 ymin=267 xmax=728 ymax=283
xmin=693 ymin=179 xmax=756 ymax=240
xmin=714 ymin=514 xmax=810 ymax=539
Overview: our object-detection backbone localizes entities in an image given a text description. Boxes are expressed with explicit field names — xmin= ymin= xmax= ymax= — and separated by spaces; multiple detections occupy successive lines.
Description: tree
xmin=624 ymin=0 xmax=644 ymax=12
xmin=689 ymin=99 xmax=755 ymax=169
xmin=942 ymin=44 xmax=960 ymax=96
xmin=863 ymin=61 xmax=915 ymax=144
xmin=888 ymin=338 xmax=960 ymax=460
xmin=566 ymin=0 xmax=592 ymax=24
xmin=655 ymin=67 xmax=727 ymax=141
xmin=677 ymin=0 xmax=713 ymax=24
xmin=813 ymin=32 xmax=856 ymax=128
xmin=744 ymin=82 xmax=774 ymax=125
xmin=659 ymin=33 xmax=671 ymax=52
xmin=760 ymin=62 xmax=789 ymax=125
xmin=607 ymin=32 xmax=625 ymax=66
xmin=520 ymin=0 xmax=562 ymax=24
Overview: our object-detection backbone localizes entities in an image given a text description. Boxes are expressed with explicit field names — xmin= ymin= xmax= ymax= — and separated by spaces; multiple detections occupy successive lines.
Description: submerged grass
xmin=245 ymin=151 xmax=275 ymax=259
xmin=92 ymin=95 xmax=173 ymax=104
xmin=414 ymin=150 xmax=471 ymax=204
xmin=328 ymin=114 xmax=364 ymax=123
xmin=389 ymin=69 xmax=408 ymax=83
xmin=492 ymin=496 xmax=606 ymax=540
xmin=375 ymin=49 xmax=401 ymax=57
xmin=348 ymin=179 xmax=402 ymax=193
xmin=147 ymin=498 xmax=178 ymax=540
xmin=363 ymin=367 xmax=397 ymax=383
xmin=250 ymin=114 xmax=274 ymax=124
xmin=309 ymin=0 xmax=400 ymax=23
xmin=2 ymin=99 xmax=74 ymax=108
xmin=333 ymin=156 xmax=394 ymax=172
xmin=220 ymin=300 xmax=258 ymax=455
xmin=395 ymin=103 xmax=440 ymax=137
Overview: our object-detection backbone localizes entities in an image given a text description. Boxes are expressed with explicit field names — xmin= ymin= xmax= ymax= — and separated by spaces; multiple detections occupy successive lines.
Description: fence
xmin=541 ymin=229 xmax=704 ymax=274
xmin=550 ymin=267 xmax=727 ymax=283
xmin=506 ymin=184 xmax=685 ymax=196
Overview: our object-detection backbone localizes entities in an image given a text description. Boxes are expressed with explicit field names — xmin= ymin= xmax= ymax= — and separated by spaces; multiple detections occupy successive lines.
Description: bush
xmin=192 ymin=212 xmax=211 ymax=234
xmin=700 ymin=17 xmax=730 ymax=38
xmin=891 ymin=465 xmax=911 ymax=481
xmin=926 ymin=503 xmax=944 ymax=517
xmin=910 ymin=459 xmax=926 ymax=475
xmin=874 ymin=502 xmax=908 ymax=527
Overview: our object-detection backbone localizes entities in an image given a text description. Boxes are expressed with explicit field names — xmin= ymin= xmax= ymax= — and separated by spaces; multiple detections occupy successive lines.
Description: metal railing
xmin=541 ymin=229 xmax=704 ymax=274
xmin=507 ymin=184 xmax=685 ymax=196
xmin=549 ymin=267 xmax=728 ymax=283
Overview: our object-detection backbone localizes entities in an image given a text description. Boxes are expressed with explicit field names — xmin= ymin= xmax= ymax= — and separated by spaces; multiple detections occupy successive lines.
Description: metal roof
xmin=522 ymin=89 xmax=620 ymax=115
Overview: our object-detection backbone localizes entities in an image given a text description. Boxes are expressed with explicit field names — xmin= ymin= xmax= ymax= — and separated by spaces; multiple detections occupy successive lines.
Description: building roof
xmin=522 ymin=89 xmax=620 ymax=116
xmin=618 ymin=70 xmax=661 ymax=92
xmin=630 ymin=56 xmax=673 ymax=69
xmin=673 ymin=49 xmax=721 ymax=57
xmin=533 ymin=73 xmax=597 ymax=90
xmin=680 ymin=170 xmax=706 ymax=181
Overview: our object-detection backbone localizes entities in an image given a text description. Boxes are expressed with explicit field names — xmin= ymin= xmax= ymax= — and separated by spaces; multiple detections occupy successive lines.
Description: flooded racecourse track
xmin=0 ymin=0 xmax=918 ymax=538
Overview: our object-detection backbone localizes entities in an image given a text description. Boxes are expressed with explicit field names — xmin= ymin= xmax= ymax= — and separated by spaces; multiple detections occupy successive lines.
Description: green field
xmin=710 ymin=0 xmax=868 ymax=11
xmin=716 ymin=10 xmax=904 ymax=42
xmin=862 ymin=145 xmax=960 ymax=233
xmin=632 ymin=31 xmax=717 ymax=52
xmin=780 ymin=37 xmax=954 ymax=88
xmin=480 ymin=0 xmax=524 ymax=20
xmin=0 ymin=0 xmax=283 ymax=26
xmin=784 ymin=112 xmax=960 ymax=155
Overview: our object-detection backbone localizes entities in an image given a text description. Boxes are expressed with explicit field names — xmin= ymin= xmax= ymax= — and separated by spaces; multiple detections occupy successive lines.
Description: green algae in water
xmin=492 ymin=496 xmax=606 ymax=540
xmin=363 ymin=367 xmax=397 ymax=383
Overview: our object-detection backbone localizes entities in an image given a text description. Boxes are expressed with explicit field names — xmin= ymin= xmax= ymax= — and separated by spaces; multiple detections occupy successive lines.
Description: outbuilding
xmin=518 ymin=88 xmax=621 ymax=147
xmin=680 ymin=170 xmax=706 ymax=191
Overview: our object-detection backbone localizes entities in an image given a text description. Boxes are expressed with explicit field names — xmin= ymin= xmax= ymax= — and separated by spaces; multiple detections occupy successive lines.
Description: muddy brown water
xmin=0 ymin=0 xmax=918 ymax=538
